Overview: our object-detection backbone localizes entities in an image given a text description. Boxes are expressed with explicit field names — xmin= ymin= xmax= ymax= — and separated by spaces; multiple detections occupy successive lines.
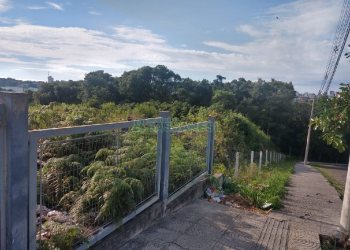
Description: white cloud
xmin=113 ymin=25 xmax=166 ymax=44
xmin=0 ymin=0 xmax=348 ymax=92
xmin=202 ymin=41 xmax=248 ymax=54
xmin=88 ymin=11 xmax=101 ymax=16
xmin=204 ymin=0 xmax=348 ymax=92
xmin=46 ymin=2 xmax=63 ymax=11
xmin=27 ymin=6 xmax=47 ymax=10
xmin=0 ymin=17 xmax=27 ymax=25
xmin=236 ymin=24 xmax=263 ymax=38
xmin=0 ymin=0 xmax=10 ymax=12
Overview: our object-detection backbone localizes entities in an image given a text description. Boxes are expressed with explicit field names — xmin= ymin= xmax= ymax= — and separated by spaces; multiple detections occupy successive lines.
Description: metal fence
xmin=0 ymin=92 xmax=288 ymax=250
xmin=0 ymin=92 xmax=215 ymax=250
xmin=168 ymin=121 xmax=212 ymax=196
xmin=233 ymin=149 xmax=285 ymax=177
xmin=29 ymin=118 xmax=164 ymax=249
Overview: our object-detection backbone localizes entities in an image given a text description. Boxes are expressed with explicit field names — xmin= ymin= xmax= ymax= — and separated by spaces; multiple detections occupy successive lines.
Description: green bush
xmin=38 ymin=221 xmax=85 ymax=250
xmin=95 ymin=148 xmax=115 ymax=161
xmin=222 ymin=161 xmax=294 ymax=209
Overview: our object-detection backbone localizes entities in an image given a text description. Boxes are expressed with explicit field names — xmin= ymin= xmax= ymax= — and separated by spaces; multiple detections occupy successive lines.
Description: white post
xmin=250 ymin=151 xmax=254 ymax=165
xmin=259 ymin=151 xmax=262 ymax=172
xmin=265 ymin=150 xmax=268 ymax=166
xmin=234 ymin=152 xmax=239 ymax=177
xmin=340 ymin=154 xmax=350 ymax=232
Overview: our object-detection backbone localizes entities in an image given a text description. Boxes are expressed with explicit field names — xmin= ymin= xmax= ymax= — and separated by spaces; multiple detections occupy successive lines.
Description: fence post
xmin=0 ymin=92 xmax=29 ymax=250
xmin=259 ymin=151 xmax=262 ymax=172
xmin=265 ymin=150 xmax=268 ymax=166
xmin=206 ymin=117 xmax=215 ymax=174
xmin=158 ymin=111 xmax=171 ymax=214
xmin=250 ymin=151 xmax=254 ymax=165
xmin=0 ymin=103 xmax=6 ymax=250
xmin=234 ymin=152 xmax=239 ymax=177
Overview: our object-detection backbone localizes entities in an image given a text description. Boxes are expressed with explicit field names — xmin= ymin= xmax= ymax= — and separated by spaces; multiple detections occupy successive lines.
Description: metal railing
xmin=168 ymin=121 xmax=212 ymax=197
xmin=0 ymin=92 xmax=215 ymax=250
xmin=0 ymin=92 xmax=287 ymax=250
xmin=29 ymin=118 xmax=164 ymax=249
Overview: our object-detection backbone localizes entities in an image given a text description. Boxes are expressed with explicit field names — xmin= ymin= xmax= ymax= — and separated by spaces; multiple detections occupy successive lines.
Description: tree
xmin=312 ymin=83 xmax=350 ymax=232
xmin=82 ymin=71 xmax=119 ymax=104
xmin=119 ymin=67 xmax=153 ymax=102
xmin=149 ymin=65 xmax=180 ymax=102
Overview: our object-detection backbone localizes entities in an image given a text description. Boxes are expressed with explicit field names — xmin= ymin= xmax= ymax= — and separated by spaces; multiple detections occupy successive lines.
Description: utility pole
xmin=303 ymin=98 xmax=315 ymax=165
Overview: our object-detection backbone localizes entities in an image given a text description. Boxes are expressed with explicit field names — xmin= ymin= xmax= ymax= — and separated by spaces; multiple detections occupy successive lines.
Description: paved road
xmin=272 ymin=163 xmax=343 ymax=249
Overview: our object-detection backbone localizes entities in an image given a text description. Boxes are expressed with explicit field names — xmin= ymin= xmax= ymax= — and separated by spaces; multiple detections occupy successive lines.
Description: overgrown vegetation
xmin=36 ymin=121 xmax=213 ymax=248
xmin=25 ymin=64 xmax=340 ymax=248
xmin=219 ymin=160 xmax=294 ymax=209
xmin=22 ymin=65 xmax=346 ymax=162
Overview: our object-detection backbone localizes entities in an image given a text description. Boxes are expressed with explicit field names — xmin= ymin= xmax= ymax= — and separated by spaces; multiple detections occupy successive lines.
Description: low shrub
xmin=221 ymin=161 xmax=294 ymax=209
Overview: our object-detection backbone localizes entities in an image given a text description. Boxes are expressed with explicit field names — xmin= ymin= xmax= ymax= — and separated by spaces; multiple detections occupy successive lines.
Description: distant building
xmin=309 ymin=93 xmax=316 ymax=99
xmin=294 ymin=92 xmax=316 ymax=103
xmin=48 ymin=75 xmax=54 ymax=83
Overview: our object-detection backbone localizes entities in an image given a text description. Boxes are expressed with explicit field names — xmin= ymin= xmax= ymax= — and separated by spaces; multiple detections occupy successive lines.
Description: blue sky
xmin=0 ymin=0 xmax=349 ymax=92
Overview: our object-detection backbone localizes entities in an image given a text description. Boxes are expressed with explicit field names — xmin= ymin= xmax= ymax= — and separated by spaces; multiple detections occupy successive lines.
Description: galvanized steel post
xmin=0 ymin=103 xmax=6 ymax=250
xmin=206 ymin=117 xmax=215 ymax=174
xmin=0 ymin=92 xmax=29 ymax=250
xmin=158 ymin=111 xmax=171 ymax=214
xmin=250 ymin=151 xmax=254 ymax=165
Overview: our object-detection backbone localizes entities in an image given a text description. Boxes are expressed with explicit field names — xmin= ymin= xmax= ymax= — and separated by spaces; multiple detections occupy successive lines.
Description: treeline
xmin=26 ymin=65 xmax=347 ymax=162
xmin=0 ymin=77 xmax=42 ymax=88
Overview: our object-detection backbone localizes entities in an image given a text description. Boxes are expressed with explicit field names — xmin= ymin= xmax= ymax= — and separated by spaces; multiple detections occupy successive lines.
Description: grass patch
xmin=220 ymin=160 xmax=295 ymax=209
xmin=312 ymin=164 xmax=345 ymax=200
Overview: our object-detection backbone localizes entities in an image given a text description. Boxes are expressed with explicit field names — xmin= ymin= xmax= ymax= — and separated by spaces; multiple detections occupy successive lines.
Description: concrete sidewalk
xmin=117 ymin=163 xmax=343 ymax=249
xmin=119 ymin=199 xmax=270 ymax=250
xmin=272 ymin=163 xmax=342 ymax=249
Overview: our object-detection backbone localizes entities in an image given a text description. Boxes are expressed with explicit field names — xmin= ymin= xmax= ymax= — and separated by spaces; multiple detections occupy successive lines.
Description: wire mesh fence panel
xmin=168 ymin=124 xmax=208 ymax=196
xmin=36 ymin=125 xmax=159 ymax=248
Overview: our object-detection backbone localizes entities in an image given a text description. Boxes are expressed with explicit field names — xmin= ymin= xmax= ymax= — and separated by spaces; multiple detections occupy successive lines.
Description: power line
xmin=320 ymin=0 xmax=350 ymax=94
xmin=304 ymin=0 xmax=350 ymax=164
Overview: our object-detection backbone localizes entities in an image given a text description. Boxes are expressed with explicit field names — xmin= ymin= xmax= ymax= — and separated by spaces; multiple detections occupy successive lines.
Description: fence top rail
xmin=170 ymin=121 xmax=209 ymax=133
xmin=29 ymin=117 xmax=162 ymax=140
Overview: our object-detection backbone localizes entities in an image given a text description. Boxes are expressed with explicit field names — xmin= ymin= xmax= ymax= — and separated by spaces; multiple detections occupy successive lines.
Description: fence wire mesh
xmin=36 ymin=125 xmax=159 ymax=247
xmin=168 ymin=123 xmax=209 ymax=196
